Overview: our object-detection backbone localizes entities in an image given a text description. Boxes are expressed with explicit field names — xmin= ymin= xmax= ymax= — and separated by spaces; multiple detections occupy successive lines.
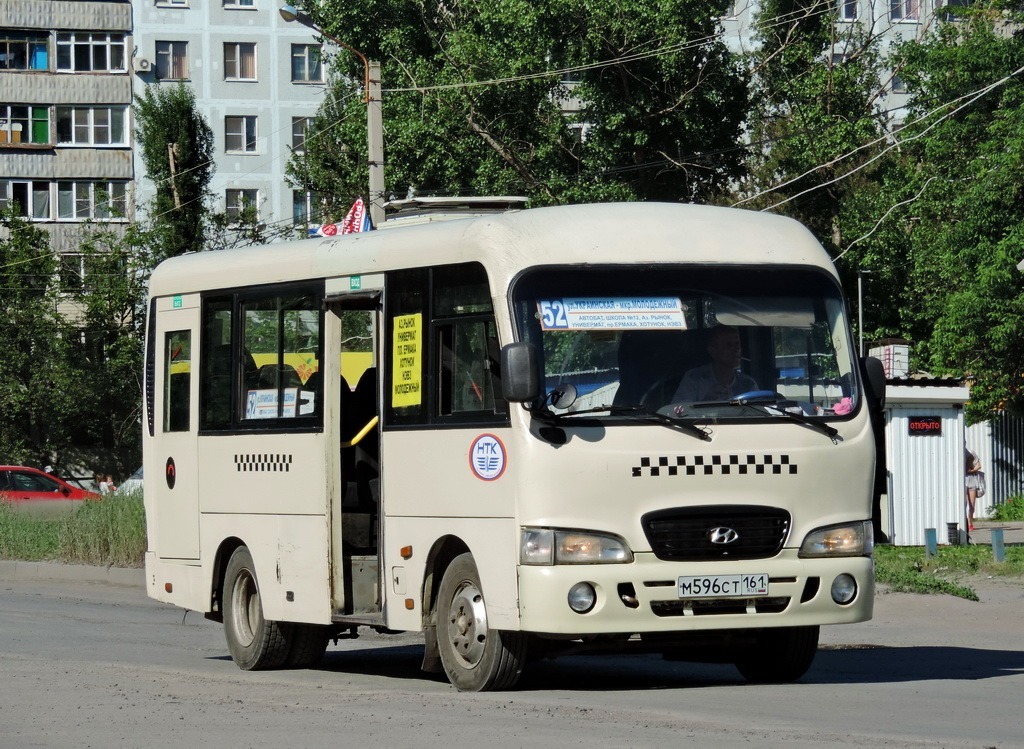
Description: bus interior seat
xmin=256 ymin=363 xmax=303 ymax=389
xmin=613 ymin=329 xmax=701 ymax=408
xmin=352 ymin=367 xmax=379 ymax=462
xmin=203 ymin=343 xmax=234 ymax=425
xmin=243 ymin=351 xmax=259 ymax=388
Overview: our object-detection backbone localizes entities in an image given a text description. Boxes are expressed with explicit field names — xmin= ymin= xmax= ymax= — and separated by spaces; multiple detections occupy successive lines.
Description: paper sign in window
xmin=392 ymin=313 xmax=422 ymax=407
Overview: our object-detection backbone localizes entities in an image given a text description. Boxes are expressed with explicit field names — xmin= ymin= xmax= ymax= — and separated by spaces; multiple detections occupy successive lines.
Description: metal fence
xmin=966 ymin=413 xmax=1024 ymax=505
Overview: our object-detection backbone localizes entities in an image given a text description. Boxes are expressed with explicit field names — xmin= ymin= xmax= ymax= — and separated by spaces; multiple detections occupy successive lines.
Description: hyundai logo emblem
xmin=708 ymin=527 xmax=740 ymax=544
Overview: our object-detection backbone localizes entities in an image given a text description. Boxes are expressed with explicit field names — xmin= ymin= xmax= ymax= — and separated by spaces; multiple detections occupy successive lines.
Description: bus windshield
xmin=510 ymin=265 xmax=859 ymax=420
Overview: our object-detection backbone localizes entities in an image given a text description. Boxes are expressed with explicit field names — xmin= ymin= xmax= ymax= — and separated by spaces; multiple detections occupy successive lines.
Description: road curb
xmin=0 ymin=560 xmax=144 ymax=588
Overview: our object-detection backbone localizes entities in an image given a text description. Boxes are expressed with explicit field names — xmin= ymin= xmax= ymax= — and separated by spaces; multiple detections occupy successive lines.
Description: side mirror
xmin=501 ymin=342 xmax=539 ymax=403
xmin=861 ymin=356 xmax=886 ymax=412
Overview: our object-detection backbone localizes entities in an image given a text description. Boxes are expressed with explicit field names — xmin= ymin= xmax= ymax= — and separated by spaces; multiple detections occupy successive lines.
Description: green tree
xmin=70 ymin=222 xmax=152 ymax=475
xmin=288 ymin=0 xmax=748 ymax=212
xmin=134 ymin=83 xmax=215 ymax=263
xmin=740 ymin=0 xmax=889 ymax=253
xmin=854 ymin=5 xmax=1024 ymax=419
xmin=0 ymin=209 xmax=79 ymax=466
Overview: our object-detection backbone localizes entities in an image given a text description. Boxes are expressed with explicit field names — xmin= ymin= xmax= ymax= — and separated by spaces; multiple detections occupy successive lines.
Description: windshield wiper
xmin=529 ymin=403 xmax=711 ymax=441
xmin=689 ymin=395 xmax=839 ymax=442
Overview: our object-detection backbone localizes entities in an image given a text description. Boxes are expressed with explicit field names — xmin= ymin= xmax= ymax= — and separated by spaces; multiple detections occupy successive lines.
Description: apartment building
xmin=131 ymin=0 xmax=326 ymax=237
xmin=0 ymin=0 xmax=133 ymax=268
xmin=722 ymin=0 xmax=972 ymax=117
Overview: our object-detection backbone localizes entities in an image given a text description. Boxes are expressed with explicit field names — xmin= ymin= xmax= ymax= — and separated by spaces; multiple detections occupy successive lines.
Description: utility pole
xmin=279 ymin=5 xmax=385 ymax=228
xmin=367 ymin=61 xmax=384 ymax=229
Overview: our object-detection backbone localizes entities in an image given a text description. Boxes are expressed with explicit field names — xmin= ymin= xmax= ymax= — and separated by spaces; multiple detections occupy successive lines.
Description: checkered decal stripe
xmin=632 ymin=454 xmax=797 ymax=477
xmin=235 ymin=454 xmax=293 ymax=473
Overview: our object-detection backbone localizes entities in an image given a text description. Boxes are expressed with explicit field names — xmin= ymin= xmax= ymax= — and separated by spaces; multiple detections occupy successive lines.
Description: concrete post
xmin=991 ymin=528 xmax=1006 ymax=563
xmin=924 ymin=527 xmax=938 ymax=558
xmin=367 ymin=61 xmax=385 ymax=229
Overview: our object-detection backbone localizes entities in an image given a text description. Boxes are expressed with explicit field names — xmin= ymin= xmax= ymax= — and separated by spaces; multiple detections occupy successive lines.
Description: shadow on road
xmin=809 ymin=644 xmax=1024 ymax=684
xmin=303 ymin=642 xmax=1024 ymax=690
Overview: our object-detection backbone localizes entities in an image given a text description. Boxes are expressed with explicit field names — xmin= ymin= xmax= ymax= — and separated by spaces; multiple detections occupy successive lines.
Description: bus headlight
xmin=799 ymin=520 xmax=874 ymax=558
xmin=521 ymin=528 xmax=634 ymax=565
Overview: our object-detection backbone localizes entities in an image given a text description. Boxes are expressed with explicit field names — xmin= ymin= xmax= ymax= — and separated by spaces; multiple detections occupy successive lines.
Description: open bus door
xmin=325 ymin=278 xmax=384 ymax=620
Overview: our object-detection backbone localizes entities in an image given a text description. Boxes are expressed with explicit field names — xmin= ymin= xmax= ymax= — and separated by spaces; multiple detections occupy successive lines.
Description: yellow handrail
xmin=340 ymin=416 xmax=379 ymax=448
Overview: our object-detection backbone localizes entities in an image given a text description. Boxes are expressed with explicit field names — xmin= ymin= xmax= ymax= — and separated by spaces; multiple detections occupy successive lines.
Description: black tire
xmin=285 ymin=624 xmax=332 ymax=668
xmin=436 ymin=553 xmax=526 ymax=691
xmin=734 ymin=625 xmax=820 ymax=683
xmin=222 ymin=546 xmax=291 ymax=670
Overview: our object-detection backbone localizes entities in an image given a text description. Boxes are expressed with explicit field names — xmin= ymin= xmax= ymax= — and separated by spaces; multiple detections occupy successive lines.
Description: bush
xmin=989 ymin=495 xmax=1024 ymax=522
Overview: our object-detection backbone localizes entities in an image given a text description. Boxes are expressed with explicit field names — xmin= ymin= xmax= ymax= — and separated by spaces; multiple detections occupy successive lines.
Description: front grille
xmin=641 ymin=505 xmax=790 ymax=561
xmin=651 ymin=597 xmax=791 ymax=617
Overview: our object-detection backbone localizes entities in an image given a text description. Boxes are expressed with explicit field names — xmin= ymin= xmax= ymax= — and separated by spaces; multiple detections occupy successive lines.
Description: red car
xmin=0 ymin=465 xmax=101 ymax=516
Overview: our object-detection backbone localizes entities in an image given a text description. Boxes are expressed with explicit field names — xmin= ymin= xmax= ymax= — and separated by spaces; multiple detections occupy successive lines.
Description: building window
xmin=59 ymin=253 xmax=103 ymax=292
xmin=939 ymin=0 xmax=972 ymax=21
xmin=291 ymin=117 xmax=309 ymax=152
xmin=225 ymin=115 xmax=258 ymax=153
xmin=890 ymin=0 xmax=920 ymax=21
xmin=292 ymin=190 xmax=321 ymax=228
xmin=0 ymin=32 xmax=48 ymax=71
xmin=155 ymin=41 xmax=189 ymax=80
xmin=224 ymin=0 xmax=256 ymax=7
xmin=0 ymin=181 xmax=51 ymax=220
xmin=55 ymin=106 xmax=128 ymax=146
xmin=224 ymin=42 xmax=257 ymax=81
xmin=56 ymin=32 xmax=127 ymax=72
xmin=56 ymin=181 xmax=128 ymax=221
xmin=159 ymin=0 xmax=190 ymax=6
xmin=839 ymin=0 xmax=858 ymax=20
xmin=226 ymin=188 xmax=259 ymax=220
xmin=0 ymin=105 xmax=50 ymax=145
xmin=892 ymin=75 xmax=907 ymax=94
xmin=291 ymin=44 xmax=322 ymax=83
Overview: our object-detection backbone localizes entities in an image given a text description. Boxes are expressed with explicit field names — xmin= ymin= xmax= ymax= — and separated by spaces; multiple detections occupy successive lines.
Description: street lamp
xmin=279 ymin=4 xmax=385 ymax=228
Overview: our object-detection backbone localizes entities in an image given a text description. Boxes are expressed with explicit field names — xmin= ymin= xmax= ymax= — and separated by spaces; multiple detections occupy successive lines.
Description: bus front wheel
xmin=734 ymin=625 xmax=819 ymax=683
xmin=223 ymin=546 xmax=291 ymax=670
xmin=436 ymin=553 xmax=526 ymax=691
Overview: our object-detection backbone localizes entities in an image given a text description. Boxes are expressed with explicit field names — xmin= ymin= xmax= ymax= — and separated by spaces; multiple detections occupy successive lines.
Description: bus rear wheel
xmin=223 ymin=546 xmax=291 ymax=670
xmin=285 ymin=624 xmax=332 ymax=668
xmin=436 ymin=553 xmax=526 ymax=691
xmin=734 ymin=625 xmax=819 ymax=683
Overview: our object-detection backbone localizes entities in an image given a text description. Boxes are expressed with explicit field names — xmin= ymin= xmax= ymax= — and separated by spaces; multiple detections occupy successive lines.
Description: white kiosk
xmin=882 ymin=378 xmax=970 ymax=546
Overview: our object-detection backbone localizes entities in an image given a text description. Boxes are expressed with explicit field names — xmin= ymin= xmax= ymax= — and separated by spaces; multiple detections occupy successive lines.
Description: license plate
xmin=677 ymin=573 xmax=769 ymax=599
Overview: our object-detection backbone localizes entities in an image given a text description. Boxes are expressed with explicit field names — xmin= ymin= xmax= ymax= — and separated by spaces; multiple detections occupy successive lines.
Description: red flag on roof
xmin=339 ymin=197 xmax=372 ymax=233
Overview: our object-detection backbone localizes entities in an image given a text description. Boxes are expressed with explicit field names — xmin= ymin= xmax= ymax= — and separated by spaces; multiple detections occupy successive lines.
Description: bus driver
xmin=673 ymin=325 xmax=758 ymax=402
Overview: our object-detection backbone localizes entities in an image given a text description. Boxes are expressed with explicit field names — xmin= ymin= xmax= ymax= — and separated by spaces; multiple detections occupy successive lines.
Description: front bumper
xmin=517 ymin=551 xmax=873 ymax=635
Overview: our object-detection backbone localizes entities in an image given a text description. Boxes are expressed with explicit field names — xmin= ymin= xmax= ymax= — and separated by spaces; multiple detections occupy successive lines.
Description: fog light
xmin=567 ymin=582 xmax=596 ymax=614
xmin=831 ymin=573 xmax=857 ymax=605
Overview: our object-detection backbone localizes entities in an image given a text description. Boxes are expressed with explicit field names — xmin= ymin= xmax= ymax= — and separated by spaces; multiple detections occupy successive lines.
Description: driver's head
xmin=707 ymin=325 xmax=743 ymax=369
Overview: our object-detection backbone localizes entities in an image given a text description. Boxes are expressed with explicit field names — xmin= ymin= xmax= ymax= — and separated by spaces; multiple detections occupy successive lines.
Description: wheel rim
xmin=445 ymin=579 xmax=488 ymax=669
xmin=230 ymin=569 xmax=259 ymax=647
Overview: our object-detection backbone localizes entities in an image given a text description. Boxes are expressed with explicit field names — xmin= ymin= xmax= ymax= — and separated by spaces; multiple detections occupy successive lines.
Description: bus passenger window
xmin=200 ymin=300 xmax=232 ymax=430
xmin=240 ymin=293 xmax=321 ymax=421
xmin=163 ymin=330 xmax=191 ymax=432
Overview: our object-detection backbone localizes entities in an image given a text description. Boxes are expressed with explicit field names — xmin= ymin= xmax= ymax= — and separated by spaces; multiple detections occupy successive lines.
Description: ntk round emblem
xmin=469 ymin=434 xmax=506 ymax=481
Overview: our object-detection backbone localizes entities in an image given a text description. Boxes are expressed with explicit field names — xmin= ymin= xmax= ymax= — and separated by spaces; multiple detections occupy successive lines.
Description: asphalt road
xmin=1 ymin=566 xmax=1022 ymax=749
